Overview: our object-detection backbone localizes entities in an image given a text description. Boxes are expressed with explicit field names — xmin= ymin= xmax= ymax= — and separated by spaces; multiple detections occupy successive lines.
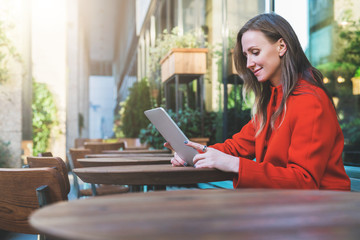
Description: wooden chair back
xmin=27 ymin=156 xmax=70 ymax=200
xmin=84 ymin=142 xmax=125 ymax=154
xmin=68 ymin=148 xmax=93 ymax=198
xmin=68 ymin=148 xmax=129 ymax=198
xmin=0 ymin=167 xmax=65 ymax=234
xmin=69 ymin=148 xmax=92 ymax=169
xmin=74 ymin=138 xmax=103 ymax=148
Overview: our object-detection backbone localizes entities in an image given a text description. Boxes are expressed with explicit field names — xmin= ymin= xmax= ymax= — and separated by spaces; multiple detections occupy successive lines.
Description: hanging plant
xmin=32 ymin=81 xmax=59 ymax=156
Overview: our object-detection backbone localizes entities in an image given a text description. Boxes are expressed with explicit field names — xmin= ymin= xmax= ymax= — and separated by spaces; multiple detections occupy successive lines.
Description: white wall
xmin=32 ymin=0 xmax=67 ymax=159
xmin=89 ymin=76 xmax=116 ymax=139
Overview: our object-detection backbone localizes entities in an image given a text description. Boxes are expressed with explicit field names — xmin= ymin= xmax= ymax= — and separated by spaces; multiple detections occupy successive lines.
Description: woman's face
xmin=241 ymin=30 xmax=285 ymax=86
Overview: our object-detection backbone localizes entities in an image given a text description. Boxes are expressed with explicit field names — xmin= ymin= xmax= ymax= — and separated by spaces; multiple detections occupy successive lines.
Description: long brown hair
xmin=233 ymin=13 xmax=332 ymax=136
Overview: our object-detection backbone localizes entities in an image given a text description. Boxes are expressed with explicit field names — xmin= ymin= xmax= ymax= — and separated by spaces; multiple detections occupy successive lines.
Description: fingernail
xmin=184 ymin=140 xmax=188 ymax=144
xmin=183 ymin=162 xmax=188 ymax=167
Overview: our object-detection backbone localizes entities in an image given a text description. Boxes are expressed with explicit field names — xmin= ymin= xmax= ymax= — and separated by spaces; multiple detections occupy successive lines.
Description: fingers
xmin=164 ymin=142 xmax=174 ymax=151
xmin=171 ymin=152 xmax=187 ymax=167
xmin=192 ymin=152 xmax=206 ymax=165
xmin=193 ymin=160 xmax=211 ymax=169
xmin=185 ymin=140 xmax=207 ymax=152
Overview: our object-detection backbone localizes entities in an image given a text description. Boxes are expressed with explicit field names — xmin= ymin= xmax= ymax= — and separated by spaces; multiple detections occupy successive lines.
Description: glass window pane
xmin=275 ymin=0 xmax=360 ymax=165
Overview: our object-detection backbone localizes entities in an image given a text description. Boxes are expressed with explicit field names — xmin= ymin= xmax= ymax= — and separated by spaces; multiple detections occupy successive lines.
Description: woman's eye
xmin=252 ymin=50 xmax=259 ymax=55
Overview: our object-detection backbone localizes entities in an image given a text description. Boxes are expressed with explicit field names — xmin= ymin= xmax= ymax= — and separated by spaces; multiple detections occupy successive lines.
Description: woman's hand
xmin=186 ymin=141 xmax=239 ymax=173
xmin=164 ymin=141 xmax=240 ymax=172
xmin=164 ymin=142 xmax=187 ymax=167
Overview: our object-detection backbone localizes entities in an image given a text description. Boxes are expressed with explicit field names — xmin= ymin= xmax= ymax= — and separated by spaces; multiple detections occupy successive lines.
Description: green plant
xmin=139 ymin=107 xmax=217 ymax=149
xmin=317 ymin=62 xmax=357 ymax=123
xmin=32 ymin=81 xmax=59 ymax=156
xmin=226 ymin=85 xmax=252 ymax=138
xmin=0 ymin=139 xmax=12 ymax=168
xmin=114 ymin=78 xmax=152 ymax=138
xmin=317 ymin=62 xmax=357 ymax=82
xmin=0 ymin=20 xmax=21 ymax=83
xmin=341 ymin=114 xmax=360 ymax=146
xmin=139 ymin=124 xmax=165 ymax=149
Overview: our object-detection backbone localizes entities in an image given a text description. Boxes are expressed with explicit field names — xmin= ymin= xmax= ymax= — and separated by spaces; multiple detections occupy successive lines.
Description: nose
xmin=246 ymin=56 xmax=255 ymax=69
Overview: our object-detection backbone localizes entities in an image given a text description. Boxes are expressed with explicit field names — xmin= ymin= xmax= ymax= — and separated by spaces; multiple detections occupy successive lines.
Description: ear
xmin=277 ymin=38 xmax=287 ymax=57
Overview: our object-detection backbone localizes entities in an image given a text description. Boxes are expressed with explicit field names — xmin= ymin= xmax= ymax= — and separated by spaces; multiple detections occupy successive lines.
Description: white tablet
xmin=144 ymin=107 xmax=198 ymax=166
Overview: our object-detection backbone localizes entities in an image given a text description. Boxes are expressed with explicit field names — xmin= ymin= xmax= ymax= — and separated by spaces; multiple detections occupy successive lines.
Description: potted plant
xmin=149 ymin=27 xmax=208 ymax=83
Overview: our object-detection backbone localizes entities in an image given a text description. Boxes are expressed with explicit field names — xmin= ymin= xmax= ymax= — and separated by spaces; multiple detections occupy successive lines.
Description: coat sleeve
xmin=209 ymin=119 xmax=256 ymax=160
xmin=235 ymin=91 xmax=342 ymax=189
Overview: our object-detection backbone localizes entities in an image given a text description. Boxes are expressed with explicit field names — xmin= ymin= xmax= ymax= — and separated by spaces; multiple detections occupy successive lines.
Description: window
xmin=276 ymin=0 xmax=360 ymax=166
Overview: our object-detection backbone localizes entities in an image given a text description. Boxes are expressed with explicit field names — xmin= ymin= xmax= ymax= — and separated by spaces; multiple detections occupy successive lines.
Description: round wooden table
xmin=78 ymin=156 xmax=171 ymax=167
xmin=30 ymin=189 xmax=360 ymax=240
xmin=101 ymin=149 xmax=171 ymax=154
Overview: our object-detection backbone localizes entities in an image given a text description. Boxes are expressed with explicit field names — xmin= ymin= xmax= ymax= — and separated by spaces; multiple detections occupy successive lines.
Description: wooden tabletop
xmin=30 ymin=189 xmax=360 ymax=240
xmin=78 ymin=157 xmax=171 ymax=167
xmin=102 ymin=149 xmax=171 ymax=154
xmin=73 ymin=164 xmax=235 ymax=185
xmin=85 ymin=153 xmax=174 ymax=158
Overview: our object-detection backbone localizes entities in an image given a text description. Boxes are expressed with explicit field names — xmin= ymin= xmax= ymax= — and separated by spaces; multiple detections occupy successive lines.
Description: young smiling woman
xmin=166 ymin=13 xmax=350 ymax=190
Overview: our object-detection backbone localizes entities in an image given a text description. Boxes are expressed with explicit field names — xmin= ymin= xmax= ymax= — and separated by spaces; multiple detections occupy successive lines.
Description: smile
xmin=253 ymin=68 xmax=262 ymax=76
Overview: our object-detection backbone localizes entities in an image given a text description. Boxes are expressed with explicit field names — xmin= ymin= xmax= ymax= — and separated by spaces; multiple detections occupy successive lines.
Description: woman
xmin=166 ymin=13 xmax=350 ymax=190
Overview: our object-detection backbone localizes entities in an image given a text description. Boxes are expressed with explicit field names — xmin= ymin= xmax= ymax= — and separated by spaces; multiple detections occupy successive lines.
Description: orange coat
xmin=211 ymin=80 xmax=350 ymax=190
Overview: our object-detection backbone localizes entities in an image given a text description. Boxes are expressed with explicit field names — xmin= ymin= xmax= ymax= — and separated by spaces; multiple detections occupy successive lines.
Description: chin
xmin=256 ymin=77 xmax=268 ymax=83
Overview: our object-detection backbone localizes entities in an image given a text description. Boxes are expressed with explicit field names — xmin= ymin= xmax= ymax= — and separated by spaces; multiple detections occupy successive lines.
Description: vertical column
xmin=200 ymin=75 xmax=205 ymax=136
xmin=0 ymin=0 xmax=26 ymax=167
xmin=222 ymin=0 xmax=228 ymax=141
xmin=175 ymin=75 xmax=179 ymax=117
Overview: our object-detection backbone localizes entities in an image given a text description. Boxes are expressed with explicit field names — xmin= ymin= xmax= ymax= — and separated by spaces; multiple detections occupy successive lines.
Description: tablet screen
xmin=144 ymin=107 xmax=197 ymax=166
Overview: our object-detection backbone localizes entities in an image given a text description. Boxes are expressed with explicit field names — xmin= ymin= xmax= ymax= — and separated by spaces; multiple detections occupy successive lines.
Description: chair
xmin=74 ymin=138 xmax=103 ymax=148
xmin=68 ymin=148 xmax=129 ymax=198
xmin=84 ymin=142 xmax=125 ymax=154
xmin=27 ymin=156 xmax=71 ymax=199
xmin=0 ymin=167 xmax=66 ymax=237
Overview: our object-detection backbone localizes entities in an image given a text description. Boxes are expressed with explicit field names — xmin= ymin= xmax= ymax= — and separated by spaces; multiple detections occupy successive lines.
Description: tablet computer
xmin=144 ymin=107 xmax=198 ymax=166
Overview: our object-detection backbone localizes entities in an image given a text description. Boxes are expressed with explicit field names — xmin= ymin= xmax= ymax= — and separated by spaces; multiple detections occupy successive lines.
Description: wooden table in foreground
xmin=85 ymin=153 xmax=174 ymax=158
xmin=73 ymin=164 xmax=234 ymax=185
xmin=30 ymin=189 xmax=360 ymax=240
xmin=78 ymin=156 xmax=171 ymax=167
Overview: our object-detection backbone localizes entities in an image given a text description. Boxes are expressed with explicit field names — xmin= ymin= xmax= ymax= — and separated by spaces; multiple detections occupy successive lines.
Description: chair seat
xmin=81 ymin=185 xmax=129 ymax=196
